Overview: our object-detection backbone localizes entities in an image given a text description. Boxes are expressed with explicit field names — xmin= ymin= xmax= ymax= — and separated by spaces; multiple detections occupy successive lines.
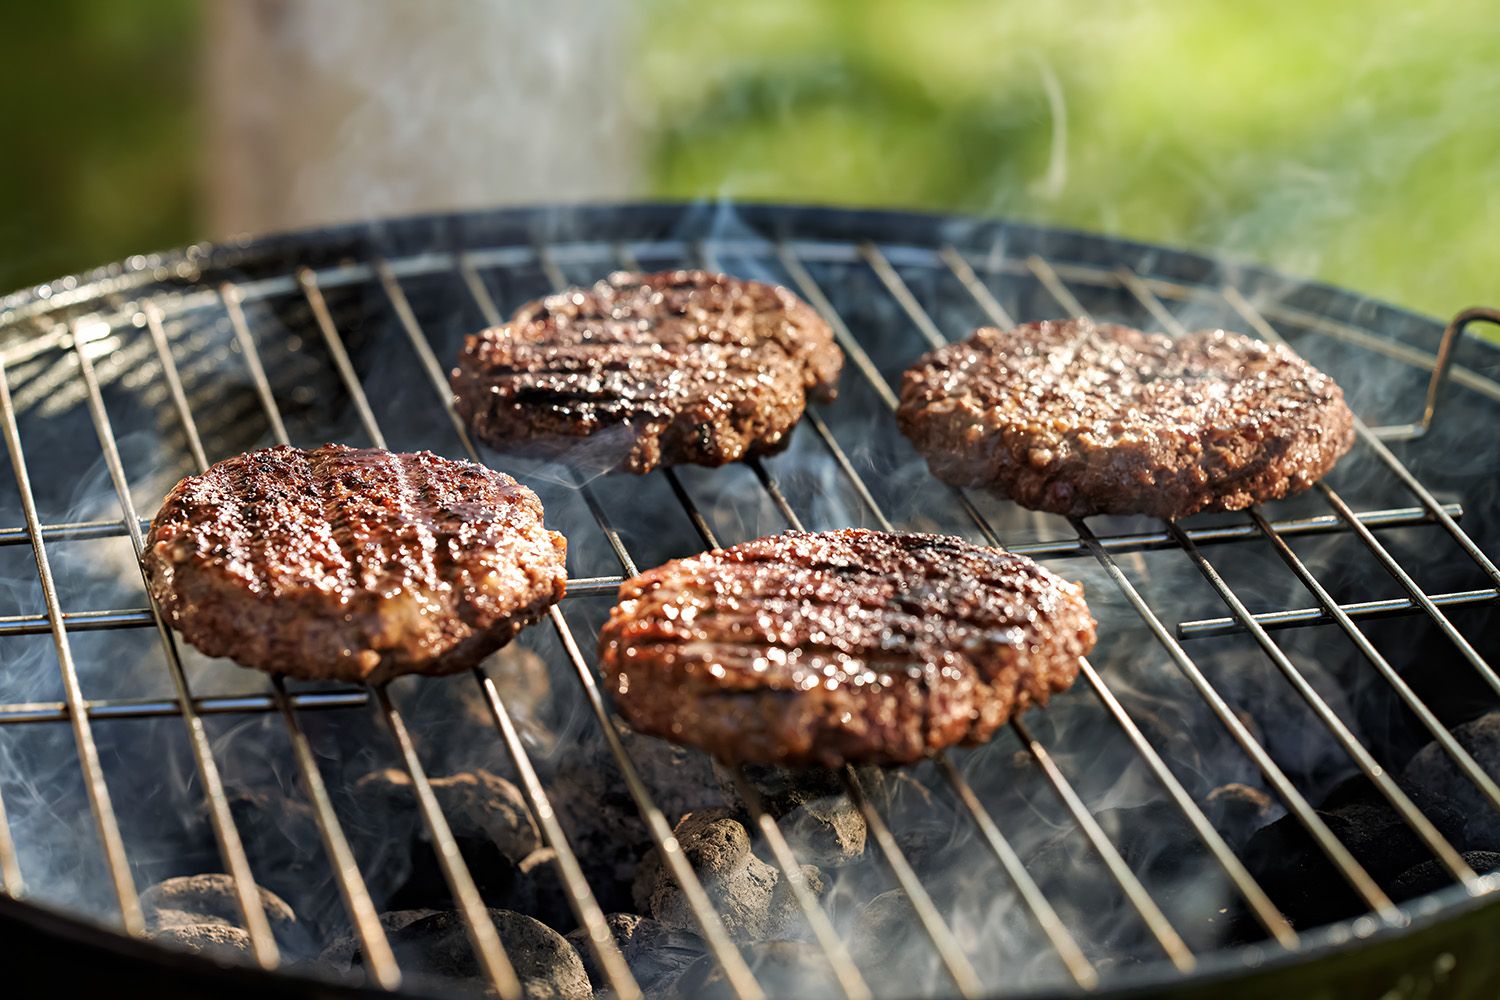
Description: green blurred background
xmin=3 ymin=0 xmax=1495 ymax=319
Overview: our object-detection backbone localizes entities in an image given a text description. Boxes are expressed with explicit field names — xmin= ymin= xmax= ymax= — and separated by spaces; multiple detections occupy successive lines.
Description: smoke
xmin=3 ymin=0 xmax=1496 ymax=991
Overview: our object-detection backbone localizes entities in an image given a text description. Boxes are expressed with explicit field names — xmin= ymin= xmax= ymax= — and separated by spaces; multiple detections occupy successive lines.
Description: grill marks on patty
xmin=142 ymin=445 xmax=567 ymax=683
xmin=451 ymin=269 xmax=843 ymax=474
xmin=601 ymin=529 xmax=1095 ymax=767
xmin=897 ymin=319 xmax=1356 ymax=519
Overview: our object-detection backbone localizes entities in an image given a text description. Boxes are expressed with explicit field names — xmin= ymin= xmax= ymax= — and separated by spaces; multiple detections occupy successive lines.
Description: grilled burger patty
xmin=451 ymin=269 xmax=843 ymax=474
xmin=142 ymin=445 xmax=566 ymax=683
xmin=600 ymin=529 xmax=1095 ymax=767
xmin=897 ymin=319 xmax=1356 ymax=519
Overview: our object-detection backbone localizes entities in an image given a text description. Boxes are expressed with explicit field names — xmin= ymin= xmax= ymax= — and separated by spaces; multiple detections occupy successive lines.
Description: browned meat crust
xmin=599 ymin=529 xmax=1095 ymax=767
xmin=141 ymin=445 xmax=566 ymax=683
xmin=450 ymin=269 xmax=843 ymax=474
xmin=896 ymin=319 xmax=1356 ymax=519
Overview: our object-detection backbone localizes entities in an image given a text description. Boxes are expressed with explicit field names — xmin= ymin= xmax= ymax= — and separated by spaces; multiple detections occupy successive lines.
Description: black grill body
xmin=0 ymin=203 xmax=1496 ymax=999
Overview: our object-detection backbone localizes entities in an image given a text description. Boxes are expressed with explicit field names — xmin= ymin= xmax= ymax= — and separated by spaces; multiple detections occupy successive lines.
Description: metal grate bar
xmin=292 ymin=273 xmax=653 ymax=1000
xmin=1312 ymin=483 xmax=1500 ymax=697
xmin=298 ymin=270 xmax=388 ymax=450
xmin=1223 ymin=288 xmax=1500 ymax=593
xmin=1115 ymin=271 xmax=1500 ymax=823
xmin=773 ymin=246 xmax=1001 ymax=548
xmin=1012 ymin=717 xmax=1197 ymax=970
xmin=575 ymin=294 xmax=871 ymax=1000
xmin=1041 ymin=257 xmax=1476 ymax=890
xmin=455 ymin=260 xmax=765 ymax=997
xmin=390 ymin=256 xmax=746 ymax=1000
xmin=377 ymin=686 xmax=524 ymax=999
xmin=1360 ymin=307 xmax=1491 ymax=443
xmin=856 ymin=244 xmax=1295 ymax=950
xmin=933 ymin=755 xmax=1098 ymax=989
xmin=0 ymin=503 xmax=1458 ymax=558
xmin=142 ymin=302 xmax=209 ymax=472
xmin=0 ymin=773 xmax=19 ymax=895
xmin=70 ymin=323 xmax=282 ymax=967
xmin=1224 ymin=292 xmax=1500 ymax=673
xmin=219 ymin=284 xmax=290 ymax=447
xmin=373 ymin=259 xmax=481 ymax=458
xmin=940 ymin=246 xmax=1017 ymax=328
xmin=375 ymin=259 xmax=649 ymax=1000
xmin=1178 ymin=587 xmax=1500 ymax=638
xmin=0 ymin=355 xmax=144 ymax=933
xmin=0 ymin=516 xmax=147 ymax=547
xmin=510 ymin=242 xmax=852 ymax=998
xmin=0 ymin=579 xmax=619 ymax=643
xmin=943 ymin=249 xmax=1401 ymax=920
xmin=0 ymin=689 xmax=370 ymax=725
xmin=780 ymin=243 xmax=1212 ymax=964
xmin=226 ymin=285 xmax=527 ymax=997
xmin=1247 ymin=508 xmax=1500 ymax=816
xmin=681 ymin=240 xmax=1030 ymax=985
xmin=273 ymin=675 xmax=402 ymax=988
xmin=546 ymin=602 xmax=765 ymax=1000
xmin=133 ymin=317 xmax=403 ymax=985
xmin=1168 ymin=521 xmax=1478 ymax=888
xmin=1011 ymin=504 xmax=1464 ymax=560
xmin=842 ymin=767 xmax=984 ymax=996
xmin=1073 ymin=519 xmax=1399 ymax=919
xmin=476 ymin=670 xmax=644 ymax=1000
xmin=729 ymin=773 xmax=874 ymax=1000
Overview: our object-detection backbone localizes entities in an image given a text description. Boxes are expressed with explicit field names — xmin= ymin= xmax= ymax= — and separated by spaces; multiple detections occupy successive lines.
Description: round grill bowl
xmin=0 ymin=203 xmax=1497 ymax=999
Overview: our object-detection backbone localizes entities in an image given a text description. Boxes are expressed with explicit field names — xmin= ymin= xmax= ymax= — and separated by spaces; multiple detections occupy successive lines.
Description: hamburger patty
xmin=599 ymin=529 xmax=1095 ymax=767
xmin=142 ymin=445 xmax=567 ymax=683
xmin=450 ymin=269 xmax=843 ymax=474
xmin=897 ymin=319 xmax=1356 ymax=519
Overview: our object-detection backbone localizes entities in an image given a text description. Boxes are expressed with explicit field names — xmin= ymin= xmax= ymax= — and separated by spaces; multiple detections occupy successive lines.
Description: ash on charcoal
xmin=142 ymin=873 xmax=310 ymax=957
xmin=632 ymin=808 xmax=780 ymax=941
xmin=564 ymin=913 xmax=706 ymax=995
xmin=351 ymin=908 xmax=589 ymax=1000
xmin=319 ymin=909 xmax=438 ymax=971
xmin=1245 ymin=776 xmax=1467 ymax=928
xmin=767 ymin=865 xmax=828 ymax=942
xmin=553 ymin=727 xmax=731 ymax=914
xmin=355 ymin=768 xmax=541 ymax=861
xmin=1392 ymin=851 xmax=1500 ymax=902
xmin=1203 ymin=783 xmax=1275 ymax=846
xmin=670 ymin=940 xmax=839 ymax=1000
xmin=349 ymin=768 xmax=566 ymax=927
xmin=731 ymin=765 xmax=865 ymax=868
xmin=151 ymin=922 xmax=253 ymax=958
xmin=1402 ymin=711 xmax=1500 ymax=851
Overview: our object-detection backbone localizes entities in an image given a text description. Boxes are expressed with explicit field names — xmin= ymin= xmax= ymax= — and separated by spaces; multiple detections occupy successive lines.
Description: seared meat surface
xmin=897 ymin=318 xmax=1355 ymax=519
xmin=142 ymin=445 xmax=566 ymax=682
xmin=600 ymin=529 xmax=1095 ymax=767
xmin=451 ymin=269 xmax=842 ymax=474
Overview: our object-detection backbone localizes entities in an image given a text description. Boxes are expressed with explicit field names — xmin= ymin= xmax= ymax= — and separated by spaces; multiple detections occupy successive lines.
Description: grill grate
xmin=0 ymin=205 xmax=1498 ymax=999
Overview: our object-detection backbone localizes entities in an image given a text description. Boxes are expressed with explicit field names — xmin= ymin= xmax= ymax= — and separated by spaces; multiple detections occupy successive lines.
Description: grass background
xmin=2 ymin=1 xmax=1495 ymax=321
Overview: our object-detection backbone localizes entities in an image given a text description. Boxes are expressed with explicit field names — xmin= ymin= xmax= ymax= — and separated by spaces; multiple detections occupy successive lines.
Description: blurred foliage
xmin=0 ymin=1 xmax=199 ymax=295
xmin=2 ymin=0 xmax=1494 ymax=325
xmin=642 ymin=0 xmax=1499 ymax=319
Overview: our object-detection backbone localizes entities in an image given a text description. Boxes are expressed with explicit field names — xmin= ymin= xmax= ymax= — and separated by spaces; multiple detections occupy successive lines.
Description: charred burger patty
xmin=897 ymin=318 xmax=1355 ymax=519
xmin=142 ymin=445 xmax=566 ymax=683
xmin=600 ymin=528 xmax=1095 ymax=768
xmin=451 ymin=269 xmax=843 ymax=474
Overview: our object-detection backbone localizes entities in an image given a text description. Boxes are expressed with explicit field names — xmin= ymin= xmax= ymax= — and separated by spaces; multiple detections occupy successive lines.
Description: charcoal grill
xmin=0 ymin=203 xmax=1498 ymax=999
